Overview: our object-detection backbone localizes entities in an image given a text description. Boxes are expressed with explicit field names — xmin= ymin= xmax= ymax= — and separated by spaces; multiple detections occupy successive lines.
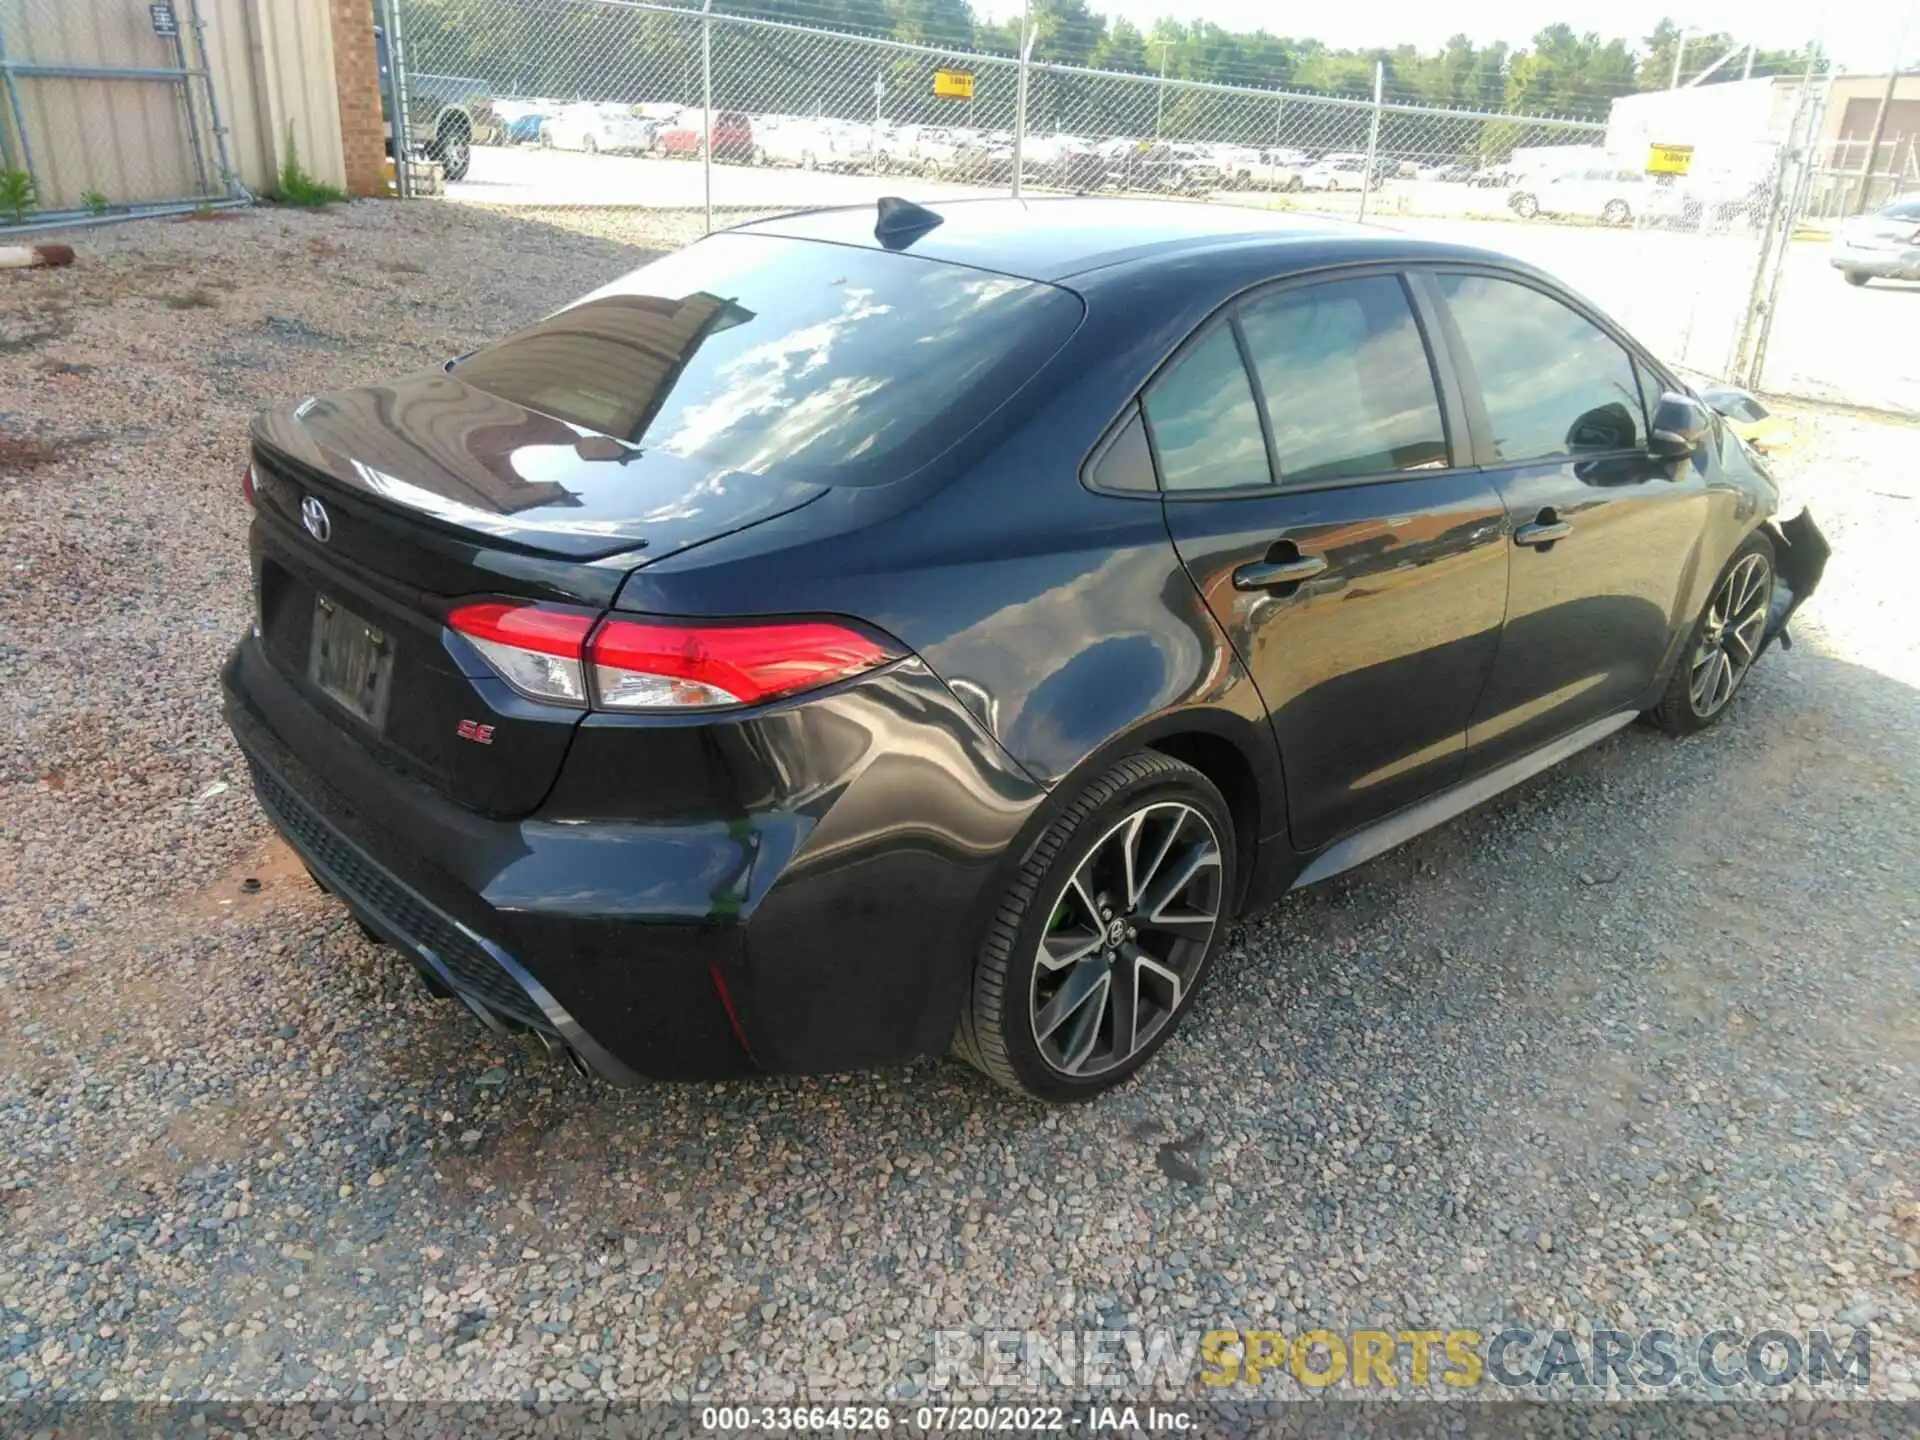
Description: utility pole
xmin=1853 ymin=3 xmax=1916 ymax=213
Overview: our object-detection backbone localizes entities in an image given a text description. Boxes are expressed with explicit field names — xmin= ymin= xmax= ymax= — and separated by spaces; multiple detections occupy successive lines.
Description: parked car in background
xmin=753 ymin=116 xmax=839 ymax=170
xmin=373 ymin=31 xmax=496 ymax=182
xmin=1018 ymin=133 xmax=1104 ymax=189
xmin=1417 ymin=162 xmax=1474 ymax=182
xmin=658 ymin=109 xmax=754 ymax=160
xmin=1301 ymin=155 xmax=1376 ymax=192
xmin=492 ymin=100 xmax=557 ymax=146
xmin=1830 ymin=194 xmax=1920 ymax=286
xmin=1110 ymin=143 xmax=1218 ymax=193
xmin=899 ymin=126 xmax=967 ymax=176
xmin=1209 ymin=145 xmax=1266 ymax=189
xmin=502 ymin=112 xmax=549 ymax=146
xmin=1510 ymin=164 xmax=1646 ymax=225
xmin=541 ymin=103 xmax=655 ymax=155
xmin=225 ymin=198 xmax=1825 ymax=1100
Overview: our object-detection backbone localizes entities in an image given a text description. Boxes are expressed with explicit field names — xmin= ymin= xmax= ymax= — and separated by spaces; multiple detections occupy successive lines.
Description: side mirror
xmin=1649 ymin=392 xmax=1711 ymax=459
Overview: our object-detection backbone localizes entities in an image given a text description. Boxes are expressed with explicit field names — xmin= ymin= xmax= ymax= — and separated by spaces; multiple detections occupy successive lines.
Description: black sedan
xmin=223 ymin=198 xmax=1827 ymax=1100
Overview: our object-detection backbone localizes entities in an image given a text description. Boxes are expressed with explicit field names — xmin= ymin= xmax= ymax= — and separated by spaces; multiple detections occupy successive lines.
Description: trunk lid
xmin=246 ymin=375 xmax=827 ymax=818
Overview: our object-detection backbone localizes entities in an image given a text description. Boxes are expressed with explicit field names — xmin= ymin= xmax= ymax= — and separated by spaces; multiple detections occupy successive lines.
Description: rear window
xmin=452 ymin=234 xmax=1080 ymax=486
xmin=1879 ymin=198 xmax=1920 ymax=220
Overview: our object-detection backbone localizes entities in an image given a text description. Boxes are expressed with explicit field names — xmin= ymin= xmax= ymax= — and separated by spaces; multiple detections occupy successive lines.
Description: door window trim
xmin=1416 ymin=262 xmax=1679 ymax=473
xmin=1129 ymin=263 xmax=1473 ymax=502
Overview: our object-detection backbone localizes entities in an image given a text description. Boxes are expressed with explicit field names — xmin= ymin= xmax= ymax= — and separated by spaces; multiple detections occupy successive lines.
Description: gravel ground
xmin=1 ymin=201 xmax=1916 ymax=1412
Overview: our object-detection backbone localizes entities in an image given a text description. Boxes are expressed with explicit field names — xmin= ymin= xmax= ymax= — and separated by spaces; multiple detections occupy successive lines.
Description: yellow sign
xmin=934 ymin=68 xmax=974 ymax=100
xmin=1647 ymin=143 xmax=1694 ymax=176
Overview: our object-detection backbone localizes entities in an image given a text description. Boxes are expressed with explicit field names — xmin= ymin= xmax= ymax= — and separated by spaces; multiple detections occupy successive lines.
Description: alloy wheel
xmin=1028 ymin=801 xmax=1223 ymax=1079
xmin=1688 ymin=551 xmax=1772 ymax=719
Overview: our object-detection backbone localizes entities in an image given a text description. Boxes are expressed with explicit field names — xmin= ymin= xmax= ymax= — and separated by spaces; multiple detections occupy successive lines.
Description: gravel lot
xmin=1 ymin=201 xmax=1916 ymax=1411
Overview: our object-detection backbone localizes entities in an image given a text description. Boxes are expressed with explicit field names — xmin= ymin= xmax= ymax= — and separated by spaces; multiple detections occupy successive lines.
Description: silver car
xmin=1832 ymin=195 xmax=1920 ymax=287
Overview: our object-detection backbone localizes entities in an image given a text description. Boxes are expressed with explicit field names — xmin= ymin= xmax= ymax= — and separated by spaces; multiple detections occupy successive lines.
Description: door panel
xmin=1431 ymin=271 xmax=1709 ymax=771
xmin=1142 ymin=272 xmax=1510 ymax=850
xmin=1164 ymin=479 xmax=1509 ymax=848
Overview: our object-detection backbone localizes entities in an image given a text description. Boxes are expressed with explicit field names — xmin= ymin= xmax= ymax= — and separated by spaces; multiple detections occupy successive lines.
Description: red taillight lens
xmin=448 ymin=602 xmax=898 ymax=712
xmin=241 ymin=461 xmax=257 ymax=507
xmin=590 ymin=617 xmax=896 ymax=710
xmin=448 ymin=601 xmax=595 ymax=706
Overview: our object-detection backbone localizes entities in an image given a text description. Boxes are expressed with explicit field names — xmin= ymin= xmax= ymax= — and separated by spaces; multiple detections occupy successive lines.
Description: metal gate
xmin=0 ymin=0 xmax=240 ymax=232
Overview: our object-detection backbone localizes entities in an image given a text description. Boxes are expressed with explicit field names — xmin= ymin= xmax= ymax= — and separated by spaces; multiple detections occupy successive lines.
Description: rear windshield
xmin=452 ymin=233 xmax=1082 ymax=485
xmin=1879 ymin=198 xmax=1920 ymax=220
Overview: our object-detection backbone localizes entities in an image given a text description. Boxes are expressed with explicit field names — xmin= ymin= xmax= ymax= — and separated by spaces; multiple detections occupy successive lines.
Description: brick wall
xmin=329 ymin=0 xmax=386 ymax=195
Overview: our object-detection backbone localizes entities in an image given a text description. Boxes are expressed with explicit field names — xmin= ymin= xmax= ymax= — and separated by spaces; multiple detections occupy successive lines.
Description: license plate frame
xmin=307 ymin=593 xmax=394 ymax=731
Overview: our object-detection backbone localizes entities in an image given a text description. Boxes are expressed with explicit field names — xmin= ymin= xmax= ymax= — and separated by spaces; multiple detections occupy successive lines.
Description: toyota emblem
xmin=300 ymin=495 xmax=332 ymax=543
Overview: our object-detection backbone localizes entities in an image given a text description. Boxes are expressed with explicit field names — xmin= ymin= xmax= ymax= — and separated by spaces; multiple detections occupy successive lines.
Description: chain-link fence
xmin=0 ymin=0 xmax=240 ymax=233
xmin=385 ymin=0 xmax=1605 ymax=217
xmin=385 ymin=0 xmax=1905 ymax=409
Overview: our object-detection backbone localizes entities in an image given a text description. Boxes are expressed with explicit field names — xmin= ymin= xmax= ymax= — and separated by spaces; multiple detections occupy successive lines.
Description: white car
xmin=540 ymin=103 xmax=653 ymax=155
xmin=753 ymin=117 xmax=841 ymax=170
xmin=1831 ymin=194 xmax=1920 ymax=287
xmin=1510 ymin=164 xmax=1647 ymax=225
xmin=1301 ymin=157 xmax=1372 ymax=192
xmin=1207 ymin=145 xmax=1265 ymax=189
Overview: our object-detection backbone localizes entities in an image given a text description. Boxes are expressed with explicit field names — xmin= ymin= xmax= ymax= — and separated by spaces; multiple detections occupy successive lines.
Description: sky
xmin=969 ymin=0 xmax=1916 ymax=73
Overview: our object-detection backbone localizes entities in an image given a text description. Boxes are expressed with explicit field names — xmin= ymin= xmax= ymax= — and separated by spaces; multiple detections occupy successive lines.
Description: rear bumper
xmin=221 ymin=633 xmax=1047 ymax=1080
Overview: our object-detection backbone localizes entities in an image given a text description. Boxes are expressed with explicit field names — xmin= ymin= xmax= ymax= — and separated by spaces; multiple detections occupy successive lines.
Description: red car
xmin=658 ymin=108 xmax=753 ymax=160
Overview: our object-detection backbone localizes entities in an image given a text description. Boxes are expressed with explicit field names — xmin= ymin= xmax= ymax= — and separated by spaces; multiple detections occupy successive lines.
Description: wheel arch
xmin=995 ymin=705 xmax=1286 ymax=923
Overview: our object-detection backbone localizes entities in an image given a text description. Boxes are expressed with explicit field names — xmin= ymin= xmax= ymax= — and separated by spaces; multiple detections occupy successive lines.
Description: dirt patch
xmin=0 ymin=430 xmax=61 ymax=473
xmin=175 ymin=835 xmax=312 ymax=924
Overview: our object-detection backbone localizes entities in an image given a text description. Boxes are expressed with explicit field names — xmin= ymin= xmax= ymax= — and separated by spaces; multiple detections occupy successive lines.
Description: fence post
xmin=1357 ymin=61 xmax=1383 ymax=224
xmin=701 ymin=0 xmax=713 ymax=233
xmin=185 ymin=0 xmax=242 ymax=199
xmin=1011 ymin=5 xmax=1034 ymax=199
xmin=379 ymin=0 xmax=414 ymax=198
xmin=1265 ymin=99 xmax=1283 ymax=198
xmin=1744 ymin=62 xmax=1829 ymax=390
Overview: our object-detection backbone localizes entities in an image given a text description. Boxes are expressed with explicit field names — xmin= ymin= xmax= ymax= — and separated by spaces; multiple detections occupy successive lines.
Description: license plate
xmin=307 ymin=594 xmax=394 ymax=730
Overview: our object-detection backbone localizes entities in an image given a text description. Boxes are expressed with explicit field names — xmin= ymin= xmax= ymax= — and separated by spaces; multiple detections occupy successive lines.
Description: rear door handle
xmin=1514 ymin=510 xmax=1572 ymax=548
xmin=1233 ymin=554 xmax=1328 ymax=590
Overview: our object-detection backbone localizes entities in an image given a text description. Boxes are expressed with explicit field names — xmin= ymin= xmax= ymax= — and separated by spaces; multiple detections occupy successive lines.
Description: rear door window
xmin=1236 ymin=275 xmax=1449 ymax=483
xmin=452 ymin=234 xmax=1082 ymax=485
xmin=1141 ymin=325 xmax=1273 ymax=492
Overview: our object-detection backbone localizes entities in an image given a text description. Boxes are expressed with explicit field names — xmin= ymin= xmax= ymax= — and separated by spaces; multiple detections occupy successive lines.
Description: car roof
xmin=731 ymin=196 xmax=1469 ymax=283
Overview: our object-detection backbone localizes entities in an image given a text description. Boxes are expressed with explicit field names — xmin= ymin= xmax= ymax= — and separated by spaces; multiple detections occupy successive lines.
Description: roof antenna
xmin=874 ymin=196 xmax=943 ymax=249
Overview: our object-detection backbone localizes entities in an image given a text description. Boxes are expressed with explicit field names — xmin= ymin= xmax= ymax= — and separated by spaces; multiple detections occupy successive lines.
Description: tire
xmin=1602 ymin=198 xmax=1631 ymax=226
xmin=1843 ymin=271 xmax=1870 ymax=288
xmin=1646 ymin=530 xmax=1776 ymax=737
xmin=432 ymin=119 xmax=472 ymax=181
xmin=1510 ymin=191 xmax=1539 ymax=219
xmin=954 ymin=751 xmax=1236 ymax=1101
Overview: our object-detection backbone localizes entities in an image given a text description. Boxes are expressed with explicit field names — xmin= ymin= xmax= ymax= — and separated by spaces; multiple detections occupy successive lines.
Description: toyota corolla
xmin=222 ymin=198 xmax=1826 ymax=1099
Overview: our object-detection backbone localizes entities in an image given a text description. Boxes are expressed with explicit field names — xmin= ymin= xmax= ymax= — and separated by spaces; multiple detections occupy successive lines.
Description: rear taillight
xmin=449 ymin=601 xmax=595 ymax=705
xmin=242 ymin=461 xmax=257 ymax=507
xmin=447 ymin=602 xmax=900 ymax=712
